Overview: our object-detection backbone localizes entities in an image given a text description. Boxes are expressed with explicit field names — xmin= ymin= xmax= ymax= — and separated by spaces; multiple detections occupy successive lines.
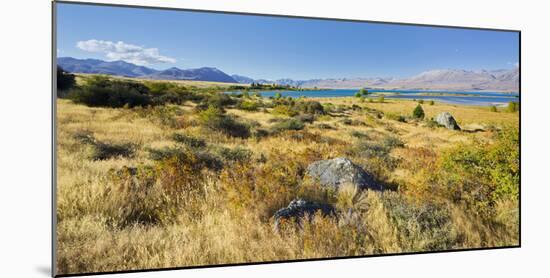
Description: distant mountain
xmin=57 ymin=57 xmax=237 ymax=83
xmin=57 ymin=57 xmax=158 ymax=77
xmin=231 ymin=74 xmax=255 ymax=84
xmin=58 ymin=57 xmax=518 ymax=92
xmin=386 ymin=68 xmax=519 ymax=92
xmin=145 ymin=67 xmax=237 ymax=83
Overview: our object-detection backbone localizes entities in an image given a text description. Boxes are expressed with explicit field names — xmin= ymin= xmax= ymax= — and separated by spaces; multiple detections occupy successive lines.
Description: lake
xmin=227 ymin=89 xmax=520 ymax=106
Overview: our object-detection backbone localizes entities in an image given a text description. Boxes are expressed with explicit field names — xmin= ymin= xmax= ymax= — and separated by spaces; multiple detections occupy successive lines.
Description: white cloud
xmin=76 ymin=39 xmax=176 ymax=65
xmin=514 ymin=62 xmax=519 ymax=68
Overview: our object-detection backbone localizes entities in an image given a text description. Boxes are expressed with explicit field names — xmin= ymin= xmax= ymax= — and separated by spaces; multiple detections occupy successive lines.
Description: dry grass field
xmin=55 ymin=75 xmax=519 ymax=275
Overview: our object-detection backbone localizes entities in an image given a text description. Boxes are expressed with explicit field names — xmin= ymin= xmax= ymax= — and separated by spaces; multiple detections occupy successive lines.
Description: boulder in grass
xmin=273 ymin=198 xmax=336 ymax=230
xmin=435 ymin=112 xmax=461 ymax=130
xmin=306 ymin=157 xmax=383 ymax=191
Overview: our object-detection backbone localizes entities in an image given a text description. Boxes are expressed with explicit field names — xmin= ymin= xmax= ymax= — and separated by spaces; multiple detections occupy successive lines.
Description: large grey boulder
xmin=306 ymin=157 xmax=383 ymax=191
xmin=435 ymin=112 xmax=461 ymax=130
xmin=273 ymin=198 xmax=336 ymax=230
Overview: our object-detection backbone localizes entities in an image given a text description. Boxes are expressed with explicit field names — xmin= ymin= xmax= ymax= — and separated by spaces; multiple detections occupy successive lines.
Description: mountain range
xmin=57 ymin=57 xmax=519 ymax=92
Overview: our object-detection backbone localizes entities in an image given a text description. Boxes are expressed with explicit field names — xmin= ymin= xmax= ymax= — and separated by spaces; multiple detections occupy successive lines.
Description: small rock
xmin=306 ymin=157 xmax=382 ymax=191
xmin=273 ymin=198 xmax=336 ymax=230
xmin=435 ymin=112 xmax=461 ymax=130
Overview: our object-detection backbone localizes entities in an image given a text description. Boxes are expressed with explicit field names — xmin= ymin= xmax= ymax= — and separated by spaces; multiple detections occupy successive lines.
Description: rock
xmin=306 ymin=157 xmax=383 ymax=191
xmin=273 ymin=198 xmax=336 ymax=230
xmin=435 ymin=112 xmax=461 ymax=130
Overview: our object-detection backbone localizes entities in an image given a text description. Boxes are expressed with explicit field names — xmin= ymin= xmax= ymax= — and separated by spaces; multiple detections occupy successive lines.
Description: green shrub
xmin=355 ymin=92 xmax=362 ymax=98
xmin=294 ymin=113 xmax=314 ymax=123
xmin=238 ymin=100 xmax=260 ymax=111
xmin=490 ymin=105 xmax=498 ymax=112
xmin=378 ymin=95 xmax=385 ymax=103
xmin=435 ymin=126 xmax=519 ymax=213
xmin=57 ymin=66 xmax=75 ymax=92
xmin=172 ymin=133 xmax=206 ymax=148
xmin=91 ymin=142 xmax=135 ymax=160
xmin=216 ymin=146 xmax=253 ymax=163
xmin=69 ymin=76 xmax=151 ymax=108
xmin=272 ymin=105 xmax=298 ymax=116
xmin=199 ymin=106 xmax=250 ymax=138
xmin=350 ymin=131 xmax=369 ymax=139
xmin=507 ymin=102 xmax=519 ymax=112
xmin=386 ymin=112 xmax=406 ymax=122
xmin=271 ymin=118 xmax=305 ymax=133
xmin=412 ymin=104 xmax=425 ymax=119
xmin=429 ymin=100 xmax=435 ymax=105
xmin=418 ymin=99 xmax=424 ymax=104
xmin=295 ymin=101 xmax=325 ymax=115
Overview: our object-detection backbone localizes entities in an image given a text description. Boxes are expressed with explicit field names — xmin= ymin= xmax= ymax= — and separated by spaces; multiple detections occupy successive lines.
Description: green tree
xmin=355 ymin=92 xmax=362 ymax=98
xmin=412 ymin=104 xmax=425 ymax=119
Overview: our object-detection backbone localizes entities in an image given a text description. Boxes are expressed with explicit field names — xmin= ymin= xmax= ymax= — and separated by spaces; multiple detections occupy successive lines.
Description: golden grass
xmin=55 ymin=93 xmax=519 ymax=275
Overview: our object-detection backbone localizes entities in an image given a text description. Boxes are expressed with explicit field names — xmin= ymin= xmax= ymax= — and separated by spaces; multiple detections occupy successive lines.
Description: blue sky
xmin=56 ymin=3 xmax=519 ymax=80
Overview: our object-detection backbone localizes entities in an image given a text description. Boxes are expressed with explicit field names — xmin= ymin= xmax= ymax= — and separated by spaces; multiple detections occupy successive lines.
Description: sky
xmin=56 ymin=3 xmax=519 ymax=80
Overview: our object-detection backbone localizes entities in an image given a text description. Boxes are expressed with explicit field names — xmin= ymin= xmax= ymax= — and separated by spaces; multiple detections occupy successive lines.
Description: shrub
xmin=507 ymin=101 xmax=518 ymax=112
xmin=350 ymin=131 xmax=369 ymax=139
xmin=490 ymin=105 xmax=498 ymax=112
xmin=57 ymin=66 xmax=75 ymax=91
xmin=91 ymin=141 xmax=135 ymax=160
xmin=429 ymin=100 xmax=435 ymax=105
xmin=216 ymin=146 xmax=253 ymax=163
xmin=295 ymin=101 xmax=325 ymax=115
xmin=378 ymin=95 xmax=385 ymax=103
xmin=355 ymin=92 xmax=362 ymax=98
xmin=271 ymin=118 xmax=305 ymax=133
xmin=418 ymin=99 xmax=424 ymax=104
xmin=199 ymin=106 xmax=250 ymax=138
xmin=274 ymin=92 xmax=282 ymax=99
xmin=69 ymin=76 xmax=151 ymax=108
xmin=412 ymin=104 xmax=425 ymax=119
xmin=434 ymin=126 xmax=519 ymax=214
xmin=238 ymin=100 xmax=260 ymax=111
xmin=294 ymin=113 xmax=315 ymax=123
xmin=385 ymin=112 xmax=406 ymax=122
xmin=272 ymin=105 xmax=298 ymax=116
xmin=172 ymin=133 xmax=207 ymax=148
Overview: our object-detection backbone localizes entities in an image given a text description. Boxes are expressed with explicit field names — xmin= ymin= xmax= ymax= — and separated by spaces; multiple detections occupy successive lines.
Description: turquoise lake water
xmin=227 ymin=89 xmax=520 ymax=106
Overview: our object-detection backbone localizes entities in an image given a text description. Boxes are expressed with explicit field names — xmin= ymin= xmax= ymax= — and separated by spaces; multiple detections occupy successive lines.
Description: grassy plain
xmin=56 ymin=75 xmax=519 ymax=275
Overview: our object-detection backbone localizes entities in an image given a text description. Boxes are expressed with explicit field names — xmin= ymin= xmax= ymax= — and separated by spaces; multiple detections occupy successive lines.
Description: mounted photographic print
xmin=53 ymin=1 xmax=520 ymax=276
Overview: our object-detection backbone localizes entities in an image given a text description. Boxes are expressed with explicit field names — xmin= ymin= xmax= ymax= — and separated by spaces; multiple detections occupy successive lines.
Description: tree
xmin=412 ymin=104 xmax=425 ymax=119
xmin=355 ymin=92 xmax=362 ymax=98
xmin=57 ymin=66 xmax=75 ymax=91
xmin=359 ymin=88 xmax=369 ymax=96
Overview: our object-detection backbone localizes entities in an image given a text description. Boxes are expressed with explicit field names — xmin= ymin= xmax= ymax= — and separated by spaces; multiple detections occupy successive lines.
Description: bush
xmin=507 ymin=101 xmax=519 ymax=113
xmin=295 ymin=113 xmax=315 ymax=123
xmin=172 ymin=133 xmax=206 ymax=148
xmin=238 ymin=100 xmax=260 ymax=111
xmin=355 ymin=92 xmax=362 ymax=98
xmin=418 ymin=99 xmax=424 ymax=104
xmin=272 ymin=105 xmax=298 ymax=116
xmin=216 ymin=146 xmax=253 ymax=163
xmin=385 ymin=112 xmax=406 ymax=122
xmin=429 ymin=100 xmax=435 ymax=105
xmin=57 ymin=66 xmax=75 ymax=91
xmin=378 ymin=95 xmax=385 ymax=103
xmin=295 ymin=101 xmax=325 ymax=115
xmin=271 ymin=118 xmax=305 ymax=133
xmin=434 ymin=126 xmax=519 ymax=213
xmin=412 ymin=104 xmax=425 ymax=119
xmin=198 ymin=106 xmax=250 ymax=138
xmin=74 ymin=131 xmax=135 ymax=160
xmin=69 ymin=76 xmax=151 ymax=108
xmin=490 ymin=105 xmax=498 ymax=112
